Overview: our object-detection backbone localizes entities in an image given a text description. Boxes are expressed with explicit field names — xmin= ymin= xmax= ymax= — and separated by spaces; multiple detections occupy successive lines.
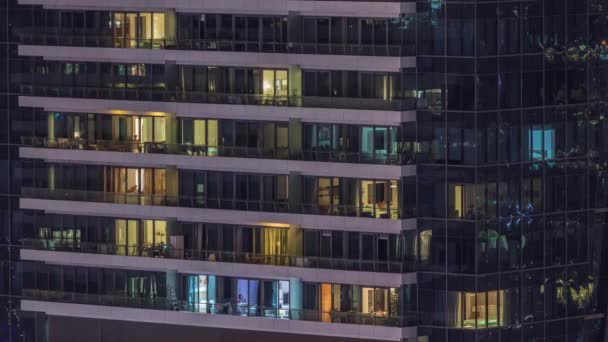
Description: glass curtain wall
xmin=414 ymin=1 xmax=608 ymax=340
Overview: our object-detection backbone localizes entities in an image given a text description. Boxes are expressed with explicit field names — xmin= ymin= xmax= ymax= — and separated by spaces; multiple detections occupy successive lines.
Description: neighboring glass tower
xmin=414 ymin=1 xmax=608 ymax=340
xmin=0 ymin=0 xmax=606 ymax=341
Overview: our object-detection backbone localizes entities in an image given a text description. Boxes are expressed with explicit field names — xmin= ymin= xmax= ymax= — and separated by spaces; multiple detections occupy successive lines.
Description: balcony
xmin=21 ymin=238 xmax=416 ymax=274
xmin=17 ymin=34 xmax=416 ymax=57
xmin=20 ymin=85 xmax=417 ymax=112
xmin=21 ymin=137 xmax=417 ymax=166
xmin=21 ymin=187 xmax=408 ymax=219
xmin=22 ymin=289 xmax=417 ymax=329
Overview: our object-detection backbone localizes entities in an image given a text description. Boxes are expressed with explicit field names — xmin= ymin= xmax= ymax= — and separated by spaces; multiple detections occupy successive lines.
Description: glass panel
xmin=140 ymin=116 xmax=153 ymax=142
xmin=361 ymin=287 xmax=374 ymax=314
xmin=115 ymin=220 xmax=127 ymax=255
xmin=208 ymin=275 xmax=216 ymax=306
xmin=320 ymin=232 xmax=331 ymax=258
xmin=332 ymin=284 xmax=341 ymax=311
xmin=463 ymin=292 xmax=476 ymax=328
xmin=476 ymin=292 xmax=487 ymax=328
xmin=263 ymin=70 xmax=275 ymax=98
xmin=143 ymin=220 xmax=154 ymax=245
xmin=237 ymin=279 xmax=249 ymax=315
xmin=154 ymin=169 xmax=165 ymax=195
xmin=278 ymin=280 xmax=290 ymax=318
xmin=248 ymin=279 xmax=259 ymax=314
xmin=318 ymin=178 xmax=331 ymax=214
xmin=156 ymin=221 xmax=167 ymax=245
xmin=125 ymin=13 xmax=138 ymax=48
xmin=189 ymin=275 xmax=207 ymax=312
xmin=208 ymin=120 xmax=219 ymax=156
xmin=135 ymin=12 xmax=151 ymax=45
xmin=127 ymin=219 xmax=138 ymax=256
xmin=389 ymin=180 xmax=399 ymax=219
xmin=374 ymin=288 xmax=388 ymax=315
xmin=487 ymin=291 xmax=498 ymax=328
xmin=276 ymin=125 xmax=288 ymax=149
xmin=126 ymin=168 xmax=139 ymax=193
xmin=152 ymin=12 xmax=165 ymax=39
xmin=374 ymin=127 xmax=388 ymax=156
xmin=375 ymin=181 xmax=388 ymax=218
xmin=448 ymin=291 xmax=463 ymax=328
xmin=449 ymin=184 xmax=464 ymax=218
xmin=361 ymin=180 xmax=374 ymax=217
xmin=361 ymin=127 xmax=374 ymax=157
xmin=113 ymin=12 xmax=125 ymax=46
xmin=321 ymin=283 xmax=332 ymax=322
xmin=153 ymin=117 xmax=165 ymax=142
xmin=193 ymin=120 xmax=206 ymax=145
xmin=275 ymin=70 xmax=288 ymax=97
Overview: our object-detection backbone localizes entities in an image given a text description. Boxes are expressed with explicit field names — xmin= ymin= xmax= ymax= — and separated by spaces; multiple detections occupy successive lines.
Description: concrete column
xmin=288 ymin=65 xmax=302 ymax=106
xmin=288 ymin=172 xmax=302 ymax=212
xmin=165 ymin=167 xmax=179 ymax=205
xmin=47 ymin=112 xmax=55 ymax=142
xmin=288 ymin=118 xmax=302 ymax=159
xmin=287 ymin=224 xmax=302 ymax=258
xmin=165 ymin=61 xmax=178 ymax=96
xmin=111 ymin=116 xmax=120 ymax=141
xmin=164 ymin=112 xmax=178 ymax=153
xmin=87 ymin=114 xmax=95 ymax=143
xmin=48 ymin=165 xmax=55 ymax=191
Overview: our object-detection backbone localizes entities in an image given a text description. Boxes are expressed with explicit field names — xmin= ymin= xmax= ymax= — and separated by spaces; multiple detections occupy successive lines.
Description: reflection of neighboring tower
xmin=600 ymin=212 xmax=608 ymax=339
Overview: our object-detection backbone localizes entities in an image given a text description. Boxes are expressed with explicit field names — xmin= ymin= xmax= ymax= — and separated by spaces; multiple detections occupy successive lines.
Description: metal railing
xmin=21 ymin=289 xmax=417 ymax=327
xmin=21 ymin=137 xmax=417 ymax=165
xmin=20 ymin=85 xmax=417 ymax=112
xmin=20 ymin=187 xmax=405 ymax=219
xmin=16 ymin=33 xmax=416 ymax=57
xmin=22 ymin=238 xmax=416 ymax=274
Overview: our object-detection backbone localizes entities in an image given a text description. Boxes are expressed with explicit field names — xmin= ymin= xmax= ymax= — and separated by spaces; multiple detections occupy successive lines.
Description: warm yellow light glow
xmin=454 ymin=185 xmax=463 ymax=217
xmin=105 ymin=110 xmax=168 ymax=117
xmin=454 ymin=290 xmax=506 ymax=329
xmin=256 ymin=222 xmax=291 ymax=228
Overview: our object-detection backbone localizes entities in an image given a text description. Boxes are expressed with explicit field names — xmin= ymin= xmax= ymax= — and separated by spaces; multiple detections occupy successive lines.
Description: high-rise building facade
xmin=0 ymin=0 xmax=607 ymax=341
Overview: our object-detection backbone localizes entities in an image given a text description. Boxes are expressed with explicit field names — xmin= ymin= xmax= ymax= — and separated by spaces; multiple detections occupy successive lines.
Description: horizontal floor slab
xmin=21 ymin=249 xmax=416 ymax=287
xmin=19 ymin=96 xmax=416 ymax=126
xmin=20 ymin=198 xmax=417 ymax=233
xmin=22 ymin=300 xmax=417 ymax=341
xmin=19 ymin=45 xmax=415 ymax=73
xmin=20 ymin=147 xmax=416 ymax=179
xmin=17 ymin=0 xmax=415 ymax=17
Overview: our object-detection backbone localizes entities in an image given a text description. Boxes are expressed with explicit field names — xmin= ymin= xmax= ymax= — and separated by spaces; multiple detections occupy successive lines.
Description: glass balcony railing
xmin=20 ymin=187 xmax=407 ymax=219
xmin=20 ymin=137 xmax=417 ymax=165
xmin=20 ymin=85 xmax=417 ymax=112
xmin=21 ymin=289 xmax=417 ymax=327
xmin=21 ymin=239 xmax=416 ymax=273
xmin=17 ymin=34 xmax=416 ymax=57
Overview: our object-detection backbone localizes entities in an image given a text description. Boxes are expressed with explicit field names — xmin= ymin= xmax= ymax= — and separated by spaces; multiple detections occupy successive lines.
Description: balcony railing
xmin=21 ymin=137 xmax=417 ymax=165
xmin=20 ymin=85 xmax=417 ymax=112
xmin=21 ymin=238 xmax=416 ymax=274
xmin=17 ymin=33 xmax=416 ymax=57
xmin=20 ymin=187 xmax=408 ymax=219
xmin=21 ymin=289 xmax=417 ymax=327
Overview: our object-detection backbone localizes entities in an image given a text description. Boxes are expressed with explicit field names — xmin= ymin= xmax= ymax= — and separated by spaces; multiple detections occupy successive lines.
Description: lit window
xmin=529 ymin=127 xmax=554 ymax=160
xmin=453 ymin=290 xmax=506 ymax=329
xmin=449 ymin=184 xmax=473 ymax=218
